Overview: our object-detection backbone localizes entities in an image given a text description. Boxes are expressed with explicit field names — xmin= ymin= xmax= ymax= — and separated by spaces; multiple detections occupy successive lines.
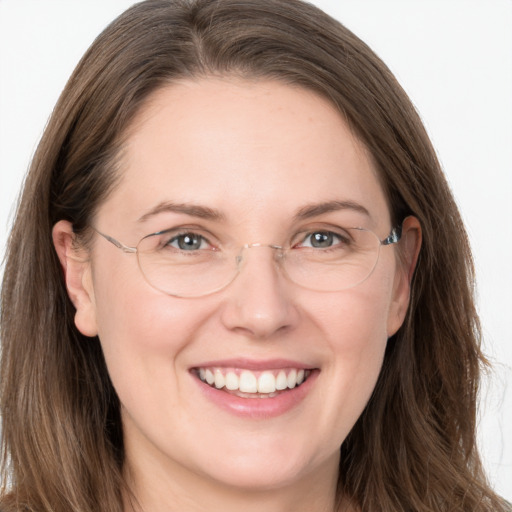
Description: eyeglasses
xmin=92 ymin=221 xmax=404 ymax=298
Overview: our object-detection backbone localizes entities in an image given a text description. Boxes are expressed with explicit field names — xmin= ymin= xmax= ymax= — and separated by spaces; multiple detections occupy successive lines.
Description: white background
xmin=1 ymin=0 xmax=511 ymax=500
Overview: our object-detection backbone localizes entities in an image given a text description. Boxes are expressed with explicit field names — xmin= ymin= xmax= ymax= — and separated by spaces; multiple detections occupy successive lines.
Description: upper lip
xmin=191 ymin=358 xmax=315 ymax=371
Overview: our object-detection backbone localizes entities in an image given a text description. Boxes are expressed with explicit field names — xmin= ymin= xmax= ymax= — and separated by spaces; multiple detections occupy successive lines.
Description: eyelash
xmin=294 ymin=231 xmax=347 ymax=250
xmin=162 ymin=231 xmax=215 ymax=251
xmin=155 ymin=227 xmax=350 ymax=252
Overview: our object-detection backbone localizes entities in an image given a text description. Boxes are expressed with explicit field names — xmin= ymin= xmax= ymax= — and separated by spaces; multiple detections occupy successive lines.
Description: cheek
xmin=305 ymin=274 xmax=394 ymax=436
xmin=336 ymin=273 xmax=395 ymax=378
xmin=89 ymin=256 xmax=212 ymax=394
xmin=327 ymin=290 xmax=389 ymax=390
xmin=312 ymin=273 xmax=393 ymax=354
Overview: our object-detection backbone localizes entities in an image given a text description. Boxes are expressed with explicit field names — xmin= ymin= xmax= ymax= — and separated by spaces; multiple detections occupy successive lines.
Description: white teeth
xmin=287 ymin=369 xmax=297 ymax=389
xmin=257 ymin=372 xmax=276 ymax=393
xmin=239 ymin=370 xmax=258 ymax=393
xmin=275 ymin=370 xmax=288 ymax=390
xmin=214 ymin=369 xmax=225 ymax=389
xmin=205 ymin=369 xmax=214 ymax=385
xmin=197 ymin=367 xmax=311 ymax=395
xmin=225 ymin=371 xmax=239 ymax=391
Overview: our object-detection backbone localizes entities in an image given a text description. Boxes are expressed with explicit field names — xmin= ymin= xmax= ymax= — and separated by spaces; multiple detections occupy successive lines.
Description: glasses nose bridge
xmin=235 ymin=242 xmax=284 ymax=269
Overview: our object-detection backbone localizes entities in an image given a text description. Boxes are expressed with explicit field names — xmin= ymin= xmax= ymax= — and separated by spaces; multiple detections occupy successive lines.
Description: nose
xmin=219 ymin=245 xmax=299 ymax=339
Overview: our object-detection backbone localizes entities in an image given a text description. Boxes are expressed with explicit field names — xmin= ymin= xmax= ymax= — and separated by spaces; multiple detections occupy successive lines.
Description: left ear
xmin=387 ymin=216 xmax=422 ymax=337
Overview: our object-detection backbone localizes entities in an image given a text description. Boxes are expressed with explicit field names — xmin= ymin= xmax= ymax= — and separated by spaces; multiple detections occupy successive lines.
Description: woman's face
xmin=60 ymin=78 xmax=416 ymax=497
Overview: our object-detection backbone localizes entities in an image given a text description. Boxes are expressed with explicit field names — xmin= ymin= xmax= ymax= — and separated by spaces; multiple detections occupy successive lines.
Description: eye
xmin=167 ymin=232 xmax=210 ymax=251
xmin=298 ymin=230 xmax=345 ymax=249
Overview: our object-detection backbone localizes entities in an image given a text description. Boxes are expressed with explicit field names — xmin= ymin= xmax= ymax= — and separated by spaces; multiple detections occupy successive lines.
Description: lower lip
xmin=193 ymin=370 xmax=318 ymax=419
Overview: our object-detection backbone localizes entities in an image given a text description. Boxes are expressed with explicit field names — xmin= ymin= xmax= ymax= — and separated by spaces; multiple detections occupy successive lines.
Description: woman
xmin=0 ymin=0 xmax=508 ymax=510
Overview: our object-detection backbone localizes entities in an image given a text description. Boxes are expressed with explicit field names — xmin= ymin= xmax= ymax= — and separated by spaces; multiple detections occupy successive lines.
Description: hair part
xmin=1 ymin=1 xmax=506 ymax=511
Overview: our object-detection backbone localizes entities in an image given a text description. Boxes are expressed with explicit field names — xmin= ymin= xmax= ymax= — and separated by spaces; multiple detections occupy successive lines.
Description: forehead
xmin=99 ymin=78 xmax=390 ymax=233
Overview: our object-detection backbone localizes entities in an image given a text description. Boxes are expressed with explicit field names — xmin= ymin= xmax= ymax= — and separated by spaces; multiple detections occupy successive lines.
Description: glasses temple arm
xmin=381 ymin=223 xmax=403 ymax=246
xmin=92 ymin=228 xmax=137 ymax=253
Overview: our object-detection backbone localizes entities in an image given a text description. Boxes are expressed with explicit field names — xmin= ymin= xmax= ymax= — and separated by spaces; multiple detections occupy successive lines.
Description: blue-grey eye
xmin=170 ymin=233 xmax=207 ymax=251
xmin=302 ymin=231 xmax=340 ymax=249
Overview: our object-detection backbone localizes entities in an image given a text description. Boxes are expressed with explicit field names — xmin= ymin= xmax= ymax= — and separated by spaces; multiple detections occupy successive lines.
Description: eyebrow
xmin=293 ymin=200 xmax=370 ymax=221
xmin=137 ymin=201 xmax=226 ymax=223
xmin=137 ymin=199 xmax=370 ymax=224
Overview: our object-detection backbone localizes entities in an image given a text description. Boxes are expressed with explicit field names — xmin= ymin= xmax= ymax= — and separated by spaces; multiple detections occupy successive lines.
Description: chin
xmin=184 ymin=432 xmax=339 ymax=494
xmin=199 ymin=457 xmax=318 ymax=493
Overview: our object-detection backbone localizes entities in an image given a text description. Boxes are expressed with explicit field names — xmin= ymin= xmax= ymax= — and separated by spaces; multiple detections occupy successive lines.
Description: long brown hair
xmin=1 ymin=1 xmax=506 ymax=510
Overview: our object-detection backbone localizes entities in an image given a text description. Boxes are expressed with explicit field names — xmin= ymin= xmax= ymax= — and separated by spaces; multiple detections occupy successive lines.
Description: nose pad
xmin=235 ymin=243 xmax=284 ymax=270
xmin=220 ymin=244 xmax=298 ymax=339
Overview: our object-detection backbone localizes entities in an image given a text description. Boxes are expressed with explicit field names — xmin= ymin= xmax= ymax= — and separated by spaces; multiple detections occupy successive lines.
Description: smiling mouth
xmin=194 ymin=367 xmax=313 ymax=398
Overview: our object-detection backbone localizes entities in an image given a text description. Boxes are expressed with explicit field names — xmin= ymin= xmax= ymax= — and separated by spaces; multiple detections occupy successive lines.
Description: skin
xmin=53 ymin=78 xmax=421 ymax=512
